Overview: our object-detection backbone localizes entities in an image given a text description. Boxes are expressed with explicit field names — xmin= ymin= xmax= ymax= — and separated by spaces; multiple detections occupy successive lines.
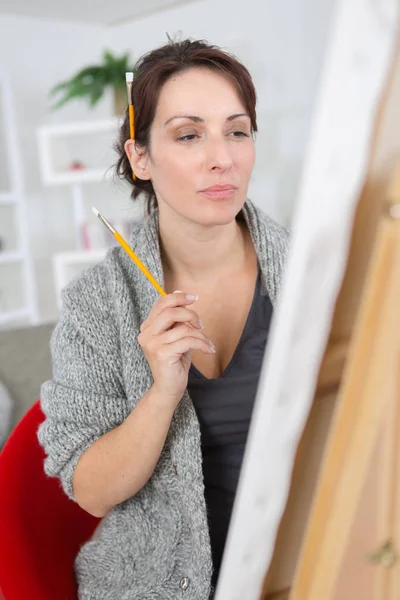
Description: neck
xmin=158 ymin=204 xmax=248 ymax=283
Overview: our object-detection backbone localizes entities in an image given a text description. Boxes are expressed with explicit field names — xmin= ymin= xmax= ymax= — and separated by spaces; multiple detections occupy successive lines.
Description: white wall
xmin=0 ymin=0 xmax=335 ymax=326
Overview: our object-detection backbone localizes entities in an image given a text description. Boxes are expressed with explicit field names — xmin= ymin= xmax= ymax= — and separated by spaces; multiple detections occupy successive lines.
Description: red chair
xmin=0 ymin=400 xmax=100 ymax=600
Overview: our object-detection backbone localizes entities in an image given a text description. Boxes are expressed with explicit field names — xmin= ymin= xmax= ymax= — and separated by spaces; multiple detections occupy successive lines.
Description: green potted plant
xmin=49 ymin=50 xmax=136 ymax=115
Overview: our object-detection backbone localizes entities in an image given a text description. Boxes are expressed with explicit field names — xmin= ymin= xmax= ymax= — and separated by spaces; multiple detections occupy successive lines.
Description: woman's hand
xmin=138 ymin=292 xmax=214 ymax=407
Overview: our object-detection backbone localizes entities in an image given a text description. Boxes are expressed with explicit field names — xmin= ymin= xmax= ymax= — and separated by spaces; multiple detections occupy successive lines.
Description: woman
xmin=39 ymin=38 xmax=290 ymax=600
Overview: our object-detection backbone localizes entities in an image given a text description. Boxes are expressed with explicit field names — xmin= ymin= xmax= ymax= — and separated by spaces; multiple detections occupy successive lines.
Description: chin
xmin=193 ymin=195 xmax=245 ymax=226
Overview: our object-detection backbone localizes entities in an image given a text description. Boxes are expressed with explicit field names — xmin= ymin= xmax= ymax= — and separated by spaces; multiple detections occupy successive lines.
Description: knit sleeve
xmin=37 ymin=270 xmax=129 ymax=502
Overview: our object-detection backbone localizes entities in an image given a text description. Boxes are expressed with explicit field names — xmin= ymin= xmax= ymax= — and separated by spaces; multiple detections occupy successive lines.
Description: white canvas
xmin=215 ymin=0 xmax=400 ymax=598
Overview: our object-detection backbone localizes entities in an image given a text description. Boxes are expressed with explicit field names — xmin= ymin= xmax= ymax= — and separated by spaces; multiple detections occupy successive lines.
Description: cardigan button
xmin=179 ymin=576 xmax=189 ymax=590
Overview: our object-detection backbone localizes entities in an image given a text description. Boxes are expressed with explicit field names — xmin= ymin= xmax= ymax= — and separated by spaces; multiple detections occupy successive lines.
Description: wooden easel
xmin=262 ymin=42 xmax=400 ymax=600
xmin=289 ymin=163 xmax=400 ymax=600
xmin=214 ymin=4 xmax=400 ymax=599
xmin=261 ymin=172 xmax=400 ymax=599
xmin=259 ymin=26 xmax=400 ymax=600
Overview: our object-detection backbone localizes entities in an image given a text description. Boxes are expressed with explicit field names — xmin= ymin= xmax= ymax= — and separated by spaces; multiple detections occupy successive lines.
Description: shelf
xmin=0 ymin=251 xmax=23 ymax=265
xmin=0 ymin=192 xmax=17 ymax=205
xmin=43 ymin=167 xmax=113 ymax=186
xmin=53 ymin=249 xmax=108 ymax=266
xmin=37 ymin=118 xmax=119 ymax=137
xmin=0 ymin=307 xmax=30 ymax=326
xmin=37 ymin=118 xmax=119 ymax=187
xmin=0 ymin=72 xmax=38 ymax=327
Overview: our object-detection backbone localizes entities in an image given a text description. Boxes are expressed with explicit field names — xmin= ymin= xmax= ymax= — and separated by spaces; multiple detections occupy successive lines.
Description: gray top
xmin=38 ymin=199 xmax=290 ymax=600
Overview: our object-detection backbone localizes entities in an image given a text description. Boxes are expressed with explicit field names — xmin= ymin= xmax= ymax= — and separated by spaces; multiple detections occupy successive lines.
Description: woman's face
xmin=131 ymin=67 xmax=255 ymax=226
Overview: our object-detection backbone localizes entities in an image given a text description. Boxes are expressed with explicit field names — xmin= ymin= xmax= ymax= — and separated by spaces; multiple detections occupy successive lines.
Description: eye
xmin=177 ymin=133 xmax=199 ymax=142
xmin=229 ymin=131 xmax=250 ymax=138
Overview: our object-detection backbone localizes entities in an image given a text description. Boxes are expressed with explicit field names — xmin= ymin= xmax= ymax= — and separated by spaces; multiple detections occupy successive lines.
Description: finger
xmin=140 ymin=291 xmax=198 ymax=332
xmin=149 ymin=307 xmax=203 ymax=336
xmin=160 ymin=324 xmax=213 ymax=349
xmin=170 ymin=291 xmax=184 ymax=330
xmin=159 ymin=337 xmax=215 ymax=360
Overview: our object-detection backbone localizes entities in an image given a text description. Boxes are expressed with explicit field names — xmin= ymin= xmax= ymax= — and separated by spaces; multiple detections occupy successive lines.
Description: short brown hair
xmin=115 ymin=38 xmax=258 ymax=211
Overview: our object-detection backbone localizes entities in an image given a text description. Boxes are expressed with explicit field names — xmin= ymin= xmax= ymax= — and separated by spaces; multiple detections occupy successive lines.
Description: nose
xmin=205 ymin=136 xmax=233 ymax=172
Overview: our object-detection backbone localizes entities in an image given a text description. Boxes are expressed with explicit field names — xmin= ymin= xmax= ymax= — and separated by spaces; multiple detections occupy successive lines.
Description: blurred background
xmin=0 ymin=0 xmax=335 ymax=441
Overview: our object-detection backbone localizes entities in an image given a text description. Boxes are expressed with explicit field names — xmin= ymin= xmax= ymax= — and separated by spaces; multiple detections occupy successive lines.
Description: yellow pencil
xmin=126 ymin=72 xmax=136 ymax=181
xmin=92 ymin=207 xmax=166 ymax=297
xmin=129 ymin=104 xmax=135 ymax=140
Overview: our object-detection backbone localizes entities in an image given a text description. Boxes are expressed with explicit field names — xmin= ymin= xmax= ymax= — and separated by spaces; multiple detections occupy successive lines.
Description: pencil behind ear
xmin=125 ymin=72 xmax=136 ymax=180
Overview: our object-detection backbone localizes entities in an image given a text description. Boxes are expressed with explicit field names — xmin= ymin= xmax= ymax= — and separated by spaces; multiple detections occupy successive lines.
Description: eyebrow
xmin=164 ymin=113 xmax=250 ymax=126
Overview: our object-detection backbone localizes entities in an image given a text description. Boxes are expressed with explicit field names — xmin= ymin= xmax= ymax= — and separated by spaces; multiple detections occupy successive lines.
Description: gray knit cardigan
xmin=38 ymin=199 xmax=290 ymax=600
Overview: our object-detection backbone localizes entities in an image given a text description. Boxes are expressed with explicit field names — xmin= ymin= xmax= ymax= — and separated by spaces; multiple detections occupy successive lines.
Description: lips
xmin=200 ymin=184 xmax=237 ymax=198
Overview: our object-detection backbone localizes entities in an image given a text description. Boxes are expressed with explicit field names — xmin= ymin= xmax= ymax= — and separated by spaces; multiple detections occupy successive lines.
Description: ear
xmin=124 ymin=139 xmax=151 ymax=181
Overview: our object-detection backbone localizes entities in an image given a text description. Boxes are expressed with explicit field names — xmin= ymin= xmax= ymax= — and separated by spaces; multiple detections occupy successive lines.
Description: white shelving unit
xmin=0 ymin=73 xmax=38 ymax=328
xmin=37 ymin=117 xmax=119 ymax=248
xmin=37 ymin=118 xmax=118 ymax=186
xmin=36 ymin=117 xmax=141 ymax=306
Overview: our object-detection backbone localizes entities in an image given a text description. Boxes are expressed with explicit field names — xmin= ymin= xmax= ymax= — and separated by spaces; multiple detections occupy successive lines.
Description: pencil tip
xmin=92 ymin=206 xmax=99 ymax=217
